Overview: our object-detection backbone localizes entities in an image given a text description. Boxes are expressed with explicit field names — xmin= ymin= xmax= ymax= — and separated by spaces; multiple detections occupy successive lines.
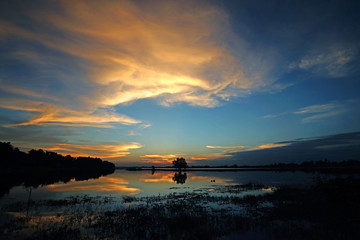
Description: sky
xmin=1 ymin=0 xmax=360 ymax=166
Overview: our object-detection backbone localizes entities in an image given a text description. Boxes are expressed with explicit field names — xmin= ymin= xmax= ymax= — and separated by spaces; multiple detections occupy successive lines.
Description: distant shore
xmin=119 ymin=165 xmax=360 ymax=173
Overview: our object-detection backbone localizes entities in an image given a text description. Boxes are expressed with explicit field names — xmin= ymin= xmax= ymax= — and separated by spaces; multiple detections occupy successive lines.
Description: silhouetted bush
xmin=172 ymin=157 xmax=188 ymax=170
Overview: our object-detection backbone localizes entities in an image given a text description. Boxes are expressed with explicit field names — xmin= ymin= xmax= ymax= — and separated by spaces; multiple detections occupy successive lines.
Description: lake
xmin=1 ymin=169 xmax=359 ymax=240
xmin=0 ymin=169 xmax=334 ymax=203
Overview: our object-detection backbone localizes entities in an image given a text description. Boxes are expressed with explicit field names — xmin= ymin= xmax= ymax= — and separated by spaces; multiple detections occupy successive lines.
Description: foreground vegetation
xmin=1 ymin=177 xmax=359 ymax=240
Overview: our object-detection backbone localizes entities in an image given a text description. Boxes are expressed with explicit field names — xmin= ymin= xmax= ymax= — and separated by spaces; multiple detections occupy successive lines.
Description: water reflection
xmin=0 ymin=166 xmax=115 ymax=198
xmin=141 ymin=168 xmax=187 ymax=184
xmin=0 ymin=169 xmax=339 ymax=203
xmin=46 ymin=176 xmax=140 ymax=194
xmin=1 ymin=175 xmax=358 ymax=240
xmin=172 ymin=172 xmax=187 ymax=184
xmin=140 ymin=172 xmax=174 ymax=183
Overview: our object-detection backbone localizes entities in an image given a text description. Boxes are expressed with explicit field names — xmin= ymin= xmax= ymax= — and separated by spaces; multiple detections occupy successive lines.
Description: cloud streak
xmin=206 ymin=145 xmax=246 ymax=153
xmin=252 ymin=143 xmax=290 ymax=150
xmin=0 ymin=98 xmax=140 ymax=127
xmin=199 ymin=143 xmax=291 ymax=162
xmin=263 ymin=99 xmax=359 ymax=123
xmin=140 ymin=154 xmax=179 ymax=165
xmin=44 ymin=142 xmax=142 ymax=159
xmin=294 ymin=101 xmax=351 ymax=123
xmin=290 ymin=45 xmax=357 ymax=77
xmin=223 ymin=132 xmax=360 ymax=165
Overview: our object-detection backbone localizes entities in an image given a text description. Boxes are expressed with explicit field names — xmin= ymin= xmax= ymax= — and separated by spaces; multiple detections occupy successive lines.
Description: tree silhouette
xmin=172 ymin=157 xmax=188 ymax=171
xmin=0 ymin=142 xmax=115 ymax=197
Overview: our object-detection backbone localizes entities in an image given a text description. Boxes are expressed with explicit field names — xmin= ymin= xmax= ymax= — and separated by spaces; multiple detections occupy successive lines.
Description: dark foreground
xmin=1 ymin=177 xmax=360 ymax=240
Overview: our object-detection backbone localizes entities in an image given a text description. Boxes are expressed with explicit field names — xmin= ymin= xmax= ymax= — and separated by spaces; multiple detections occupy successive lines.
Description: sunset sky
xmin=1 ymin=0 xmax=360 ymax=166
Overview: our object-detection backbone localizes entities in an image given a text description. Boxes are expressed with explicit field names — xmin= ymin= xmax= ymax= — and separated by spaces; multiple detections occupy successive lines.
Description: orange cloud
xmin=0 ymin=84 xmax=63 ymax=102
xmin=44 ymin=142 xmax=142 ymax=159
xmin=191 ymin=157 xmax=208 ymax=160
xmin=193 ymin=152 xmax=233 ymax=161
xmin=206 ymin=145 xmax=246 ymax=153
xmin=254 ymin=143 xmax=290 ymax=150
xmin=1 ymin=0 xmax=273 ymax=114
xmin=141 ymin=154 xmax=178 ymax=164
xmin=200 ymin=143 xmax=290 ymax=161
xmin=0 ymin=97 xmax=140 ymax=127
xmin=191 ymin=145 xmax=248 ymax=161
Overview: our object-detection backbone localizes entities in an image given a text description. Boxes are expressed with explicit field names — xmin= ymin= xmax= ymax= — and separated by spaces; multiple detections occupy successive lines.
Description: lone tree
xmin=172 ymin=157 xmax=188 ymax=171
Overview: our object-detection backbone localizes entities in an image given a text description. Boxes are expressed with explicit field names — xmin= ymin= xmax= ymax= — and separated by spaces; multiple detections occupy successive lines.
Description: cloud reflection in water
xmin=46 ymin=176 xmax=140 ymax=194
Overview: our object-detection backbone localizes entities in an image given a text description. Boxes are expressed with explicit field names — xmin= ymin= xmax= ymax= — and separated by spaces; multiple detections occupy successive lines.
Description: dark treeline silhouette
xmin=0 ymin=142 xmax=115 ymax=197
xmin=268 ymin=159 xmax=360 ymax=168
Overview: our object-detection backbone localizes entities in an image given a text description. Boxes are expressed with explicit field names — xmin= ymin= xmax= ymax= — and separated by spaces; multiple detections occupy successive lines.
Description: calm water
xmin=0 ymin=169 xmax=331 ymax=205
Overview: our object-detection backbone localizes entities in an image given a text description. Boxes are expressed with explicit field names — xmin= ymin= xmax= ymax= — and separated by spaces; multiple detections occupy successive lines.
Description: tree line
xmin=0 ymin=142 xmax=114 ymax=170
xmin=0 ymin=142 xmax=115 ymax=197
xmin=189 ymin=158 xmax=360 ymax=173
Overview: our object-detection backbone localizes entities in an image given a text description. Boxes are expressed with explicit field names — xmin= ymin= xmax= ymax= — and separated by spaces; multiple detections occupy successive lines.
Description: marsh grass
xmin=1 ymin=179 xmax=360 ymax=239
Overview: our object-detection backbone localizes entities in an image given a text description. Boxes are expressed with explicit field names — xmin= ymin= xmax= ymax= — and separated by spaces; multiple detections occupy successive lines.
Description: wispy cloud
xmin=193 ymin=152 xmax=233 ymax=161
xmin=206 ymin=145 xmax=246 ymax=153
xmin=263 ymin=99 xmax=359 ymax=123
xmin=198 ymin=143 xmax=290 ymax=162
xmin=294 ymin=104 xmax=336 ymax=114
xmin=191 ymin=157 xmax=208 ymax=160
xmin=0 ymin=125 xmax=76 ymax=151
xmin=0 ymin=98 xmax=140 ymax=127
xmin=197 ymin=145 xmax=247 ymax=161
xmin=263 ymin=114 xmax=278 ymax=119
xmin=140 ymin=154 xmax=179 ymax=165
xmin=206 ymin=145 xmax=243 ymax=149
xmin=294 ymin=101 xmax=350 ymax=123
xmin=262 ymin=112 xmax=287 ymax=119
xmin=301 ymin=110 xmax=347 ymax=123
xmin=290 ymin=45 xmax=357 ymax=77
xmin=222 ymin=132 xmax=360 ymax=165
xmin=138 ymin=123 xmax=152 ymax=129
xmin=193 ymin=133 xmax=360 ymax=166
xmin=206 ymin=143 xmax=288 ymax=153
xmin=45 ymin=142 xmax=142 ymax=159
xmin=127 ymin=130 xmax=139 ymax=136
xmin=0 ymin=84 xmax=63 ymax=102
xmin=251 ymin=143 xmax=290 ymax=150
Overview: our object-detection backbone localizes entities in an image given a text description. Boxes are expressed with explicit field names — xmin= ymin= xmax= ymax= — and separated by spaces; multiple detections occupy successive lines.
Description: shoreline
xmin=119 ymin=166 xmax=360 ymax=173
